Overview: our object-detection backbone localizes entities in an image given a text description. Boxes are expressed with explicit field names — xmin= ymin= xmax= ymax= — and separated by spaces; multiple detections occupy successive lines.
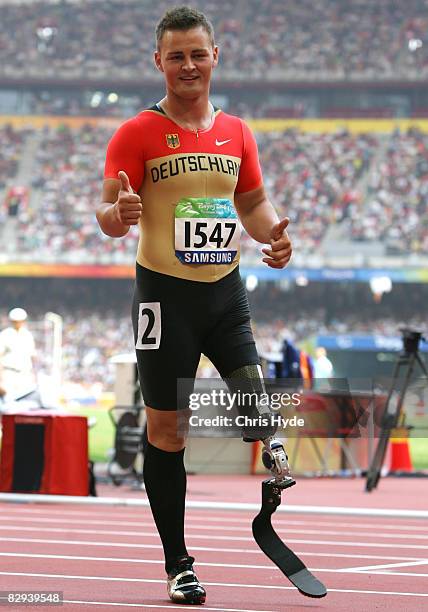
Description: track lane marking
xmin=1 ymin=535 xmax=426 ymax=562
xmin=63 ymin=600 xmax=277 ymax=612
xmin=1 ymin=495 xmax=427 ymax=519
xmin=0 ymin=515 xmax=427 ymax=541
xmin=0 ymin=551 xmax=428 ymax=577
xmin=341 ymin=560 xmax=428 ymax=572
xmin=0 ymin=571 xmax=427 ymax=597
xmin=3 ymin=507 xmax=428 ymax=532
xmin=352 ymin=571 xmax=428 ymax=577
xmin=1 ymin=526 xmax=428 ymax=550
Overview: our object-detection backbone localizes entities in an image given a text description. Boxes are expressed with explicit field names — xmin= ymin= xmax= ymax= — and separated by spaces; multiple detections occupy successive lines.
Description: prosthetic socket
xmin=226 ymin=365 xmax=294 ymax=486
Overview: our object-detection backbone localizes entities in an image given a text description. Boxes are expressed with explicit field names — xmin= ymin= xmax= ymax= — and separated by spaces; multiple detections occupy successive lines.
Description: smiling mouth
xmin=180 ymin=76 xmax=199 ymax=81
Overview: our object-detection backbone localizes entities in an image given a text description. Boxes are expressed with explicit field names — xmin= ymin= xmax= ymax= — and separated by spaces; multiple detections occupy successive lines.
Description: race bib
xmin=175 ymin=198 xmax=240 ymax=265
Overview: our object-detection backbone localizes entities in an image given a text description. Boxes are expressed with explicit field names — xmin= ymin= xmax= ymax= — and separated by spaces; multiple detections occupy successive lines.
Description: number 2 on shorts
xmin=135 ymin=302 xmax=161 ymax=350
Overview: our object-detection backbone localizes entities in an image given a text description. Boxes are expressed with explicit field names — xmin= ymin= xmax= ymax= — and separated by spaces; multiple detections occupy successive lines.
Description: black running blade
xmin=289 ymin=568 xmax=328 ymax=598
xmin=252 ymin=511 xmax=327 ymax=598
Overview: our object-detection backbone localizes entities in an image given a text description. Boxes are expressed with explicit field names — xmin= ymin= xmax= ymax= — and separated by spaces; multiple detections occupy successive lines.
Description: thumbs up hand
xmin=114 ymin=170 xmax=142 ymax=226
xmin=261 ymin=217 xmax=292 ymax=269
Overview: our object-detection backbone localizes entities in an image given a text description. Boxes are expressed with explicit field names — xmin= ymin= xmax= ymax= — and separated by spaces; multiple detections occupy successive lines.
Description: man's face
xmin=154 ymin=26 xmax=218 ymax=99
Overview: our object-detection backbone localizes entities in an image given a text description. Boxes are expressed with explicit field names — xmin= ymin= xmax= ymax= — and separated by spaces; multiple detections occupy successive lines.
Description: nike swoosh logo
xmin=215 ymin=139 xmax=232 ymax=146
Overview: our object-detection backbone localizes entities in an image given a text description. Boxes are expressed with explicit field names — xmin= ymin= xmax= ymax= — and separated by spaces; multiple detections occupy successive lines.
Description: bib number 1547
xmin=184 ymin=220 xmax=237 ymax=249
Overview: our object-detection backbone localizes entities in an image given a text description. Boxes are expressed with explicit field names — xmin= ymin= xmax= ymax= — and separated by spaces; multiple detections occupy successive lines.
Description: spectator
xmin=0 ymin=0 xmax=428 ymax=82
xmin=2 ymin=124 xmax=427 ymax=261
xmin=313 ymin=347 xmax=334 ymax=379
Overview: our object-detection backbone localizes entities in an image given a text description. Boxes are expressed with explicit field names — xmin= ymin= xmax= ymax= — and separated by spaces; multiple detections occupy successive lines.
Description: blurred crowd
xmin=15 ymin=124 xmax=140 ymax=261
xmin=347 ymin=128 xmax=428 ymax=254
xmin=6 ymin=311 xmax=426 ymax=392
xmin=1 ymin=0 xmax=428 ymax=81
xmin=19 ymin=91 xmax=261 ymax=120
xmin=5 ymin=123 xmax=428 ymax=258
xmin=0 ymin=125 xmax=27 ymax=190
xmin=2 ymin=280 xmax=426 ymax=391
xmin=252 ymin=129 xmax=377 ymax=255
xmin=244 ymin=0 xmax=428 ymax=80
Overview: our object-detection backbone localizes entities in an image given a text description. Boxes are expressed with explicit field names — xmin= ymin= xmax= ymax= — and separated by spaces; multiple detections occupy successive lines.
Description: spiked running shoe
xmin=167 ymin=555 xmax=206 ymax=605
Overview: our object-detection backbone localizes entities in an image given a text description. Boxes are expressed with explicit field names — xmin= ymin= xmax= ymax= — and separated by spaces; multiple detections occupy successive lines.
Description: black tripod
xmin=366 ymin=328 xmax=428 ymax=492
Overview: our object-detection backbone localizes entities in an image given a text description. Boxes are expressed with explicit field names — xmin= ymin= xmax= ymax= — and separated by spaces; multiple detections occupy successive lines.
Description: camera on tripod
xmin=399 ymin=328 xmax=426 ymax=356
xmin=366 ymin=326 xmax=428 ymax=491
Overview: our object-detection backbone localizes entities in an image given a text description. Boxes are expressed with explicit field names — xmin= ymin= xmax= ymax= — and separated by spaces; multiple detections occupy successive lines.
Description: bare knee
xmin=145 ymin=406 xmax=189 ymax=452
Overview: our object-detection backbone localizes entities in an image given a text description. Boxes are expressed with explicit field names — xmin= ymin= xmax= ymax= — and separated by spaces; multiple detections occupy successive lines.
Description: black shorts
xmin=132 ymin=263 xmax=260 ymax=410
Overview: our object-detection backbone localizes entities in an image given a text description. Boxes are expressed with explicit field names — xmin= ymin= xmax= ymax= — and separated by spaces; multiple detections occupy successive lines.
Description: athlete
xmin=97 ymin=6 xmax=292 ymax=605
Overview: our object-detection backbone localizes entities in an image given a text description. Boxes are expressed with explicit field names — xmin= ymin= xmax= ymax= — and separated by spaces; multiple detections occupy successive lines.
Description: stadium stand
xmin=15 ymin=124 xmax=139 ymax=262
xmin=0 ymin=125 xmax=28 ymax=188
xmin=347 ymin=128 xmax=428 ymax=254
xmin=1 ymin=0 xmax=428 ymax=82
xmin=3 ymin=121 xmax=428 ymax=262
xmin=253 ymin=128 xmax=378 ymax=256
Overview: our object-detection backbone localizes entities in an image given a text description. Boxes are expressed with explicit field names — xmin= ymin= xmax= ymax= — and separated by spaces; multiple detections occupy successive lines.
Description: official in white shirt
xmin=0 ymin=308 xmax=36 ymax=399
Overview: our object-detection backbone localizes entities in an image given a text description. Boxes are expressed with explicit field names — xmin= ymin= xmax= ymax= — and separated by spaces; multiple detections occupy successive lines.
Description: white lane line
xmin=0 ymin=511 xmax=419 ymax=532
xmin=0 ymin=516 xmax=428 ymax=553
xmin=0 ymin=516 xmax=157 ymax=527
xmin=354 ymin=571 xmax=428 ymax=577
xmin=1 ymin=551 xmax=428 ymax=577
xmin=5 ymin=507 xmax=428 ymax=532
xmin=342 ymin=560 xmax=428 ymax=572
xmin=0 ymin=551 xmax=335 ymax=572
xmin=1 ymin=515 xmax=427 ymax=541
xmin=327 ymin=588 xmax=428 ymax=597
xmin=2 ymin=525 xmax=428 ymax=550
xmin=2 ymin=535 xmax=426 ymax=563
xmin=1 ymin=493 xmax=427 ymax=519
xmin=187 ymin=516 xmax=428 ymax=533
xmin=0 ymin=536 xmax=158 ymax=551
xmin=0 ymin=571 xmax=427 ymax=597
xmin=63 ymin=600 xmax=277 ymax=612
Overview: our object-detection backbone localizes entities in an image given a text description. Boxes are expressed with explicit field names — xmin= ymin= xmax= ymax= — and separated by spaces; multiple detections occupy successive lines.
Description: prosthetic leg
xmin=254 ymin=436 xmax=326 ymax=597
xmin=226 ymin=366 xmax=327 ymax=599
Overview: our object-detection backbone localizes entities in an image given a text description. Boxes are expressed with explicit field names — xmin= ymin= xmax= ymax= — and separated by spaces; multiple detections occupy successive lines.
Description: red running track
xmin=0 ymin=476 xmax=427 ymax=611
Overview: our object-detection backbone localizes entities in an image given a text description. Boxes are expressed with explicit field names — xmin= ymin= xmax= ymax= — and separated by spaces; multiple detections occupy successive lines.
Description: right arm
xmin=96 ymin=171 xmax=142 ymax=238
xmin=97 ymin=118 xmax=144 ymax=237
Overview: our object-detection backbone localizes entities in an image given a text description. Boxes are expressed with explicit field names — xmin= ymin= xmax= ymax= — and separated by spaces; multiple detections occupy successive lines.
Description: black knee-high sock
xmin=143 ymin=442 xmax=188 ymax=573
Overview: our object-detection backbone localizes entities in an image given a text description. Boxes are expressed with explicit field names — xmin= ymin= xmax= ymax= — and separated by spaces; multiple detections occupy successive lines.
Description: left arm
xmin=235 ymin=185 xmax=292 ymax=269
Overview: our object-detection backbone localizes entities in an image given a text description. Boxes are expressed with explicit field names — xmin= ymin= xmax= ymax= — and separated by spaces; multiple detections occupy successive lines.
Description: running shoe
xmin=167 ymin=555 xmax=206 ymax=605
